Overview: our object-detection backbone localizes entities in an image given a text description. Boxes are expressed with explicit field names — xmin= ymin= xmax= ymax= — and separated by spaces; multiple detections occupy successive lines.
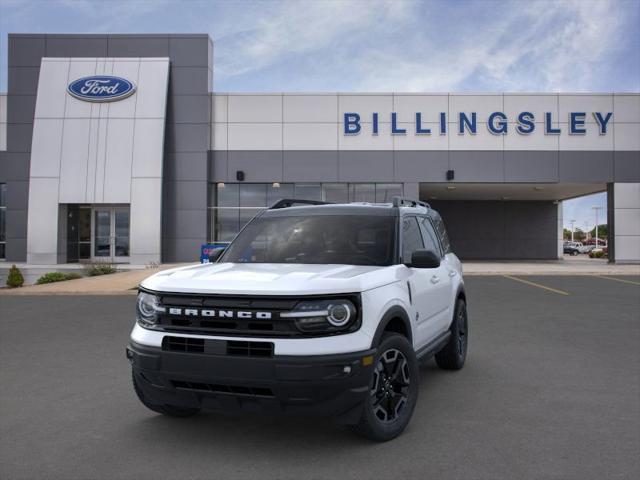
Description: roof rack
xmin=391 ymin=196 xmax=430 ymax=209
xmin=269 ymin=198 xmax=331 ymax=209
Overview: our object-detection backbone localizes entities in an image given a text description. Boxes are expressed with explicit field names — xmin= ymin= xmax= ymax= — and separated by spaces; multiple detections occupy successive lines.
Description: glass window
xmin=401 ymin=217 xmax=424 ymax=263
xmin=431 ymin=213 xmax=451 ymax=254
xmin=419 ymin=217 xmax=442 ymax=257
xmin=267 ymin=183 xmax=294 ymax=206
xmin=221 ymin=215 xmax=396 ymax=266
xmin=0 ymin=183 xmax=6 ymax=206
xmin=216 ymin=183 xmax=239 ymax=207
xmin=349 ymin=184 xmax=375 ymax=203
xmin=376 ymin=184 xmax=403 ymax=203
xmin=240 ymin=184 xmax=267 ymax=207
xmin=294 ymin=184 xmax=322 ymax=201
xmin=214 ymin=209 xmax=240 ymax=242
xmin=0 ymin=183 xmax=5 ymax=259
xmin=323 ymin=184 xmax=348 ymax=203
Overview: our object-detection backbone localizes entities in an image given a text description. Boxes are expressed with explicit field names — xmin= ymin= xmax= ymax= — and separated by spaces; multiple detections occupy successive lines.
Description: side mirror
xmin=408 ymin=249 xmax=440 ymax=269
xmin=208 ymin=248 xmax=225 ymax=263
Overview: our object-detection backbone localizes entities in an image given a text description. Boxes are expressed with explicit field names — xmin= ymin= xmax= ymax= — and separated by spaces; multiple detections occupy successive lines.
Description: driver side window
xmin=402 ymin=217 xmax=424 ymax=263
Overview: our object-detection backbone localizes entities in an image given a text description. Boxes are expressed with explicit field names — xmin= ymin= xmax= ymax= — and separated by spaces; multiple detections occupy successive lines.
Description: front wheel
xmin=435 ymin=298 xmax=468 ymax=370
xmin=351 ymin=333 xmax=419 ymax=442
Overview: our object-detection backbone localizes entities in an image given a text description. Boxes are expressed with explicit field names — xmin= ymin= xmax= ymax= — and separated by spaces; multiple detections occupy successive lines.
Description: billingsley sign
xmin=67 ymin=76 xmax=136 ymax=102
xmin=343 ymin=111 xmax=613 ymax=136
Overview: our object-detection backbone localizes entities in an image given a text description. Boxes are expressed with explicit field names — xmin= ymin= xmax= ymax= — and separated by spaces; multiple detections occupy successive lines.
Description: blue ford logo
xmin=67 ymin=76 xmax=136 ymax=102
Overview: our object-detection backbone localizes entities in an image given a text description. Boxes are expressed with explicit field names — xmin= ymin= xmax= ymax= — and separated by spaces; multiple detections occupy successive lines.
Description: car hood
xmin=140 ymin=262 xmax=400 ymax=296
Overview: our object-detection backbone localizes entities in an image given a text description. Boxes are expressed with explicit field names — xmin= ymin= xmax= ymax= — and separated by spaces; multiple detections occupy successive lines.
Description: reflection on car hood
xmin=141 ymin=262 xmax=402 ymax=295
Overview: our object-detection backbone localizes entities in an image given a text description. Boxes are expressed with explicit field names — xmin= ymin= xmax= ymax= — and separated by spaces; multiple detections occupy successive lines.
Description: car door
xmin=401 ymin=216 xmax=446 ymax=349
xmin=419 ymin=216 xmax=454 ymax=334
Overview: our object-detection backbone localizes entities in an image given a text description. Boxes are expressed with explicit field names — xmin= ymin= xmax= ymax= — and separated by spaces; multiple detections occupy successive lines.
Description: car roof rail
xmin=391 ymin=196 xmax=430 ymax=209
xmin=269 ymin=198 xmax=331 ymax=209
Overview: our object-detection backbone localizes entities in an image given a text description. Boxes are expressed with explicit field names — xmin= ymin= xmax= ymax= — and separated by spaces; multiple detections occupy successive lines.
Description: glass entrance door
xmin=92 ymin=206 xmax=130 ymax=263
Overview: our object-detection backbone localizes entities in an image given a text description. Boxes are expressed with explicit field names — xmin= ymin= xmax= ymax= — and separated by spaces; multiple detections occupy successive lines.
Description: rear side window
xmin=401 ymin=217 xmax=424 ymax=263
xmin=419 ymin=217 xmax=442 ymax=257
xmin=431 ymin=214 xmax=451 ymax=254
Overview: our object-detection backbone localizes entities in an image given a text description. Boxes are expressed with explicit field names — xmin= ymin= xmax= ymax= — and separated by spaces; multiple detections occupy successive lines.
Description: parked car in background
xmin=564 ymin=243 xmax=581 ymax=256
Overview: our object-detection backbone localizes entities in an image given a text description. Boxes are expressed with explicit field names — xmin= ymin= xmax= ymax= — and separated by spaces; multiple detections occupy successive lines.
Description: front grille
xmin=171 ymin=380 xmax=274 ymax=397
xmin=162 ymin=336 xmax=274 ymax=357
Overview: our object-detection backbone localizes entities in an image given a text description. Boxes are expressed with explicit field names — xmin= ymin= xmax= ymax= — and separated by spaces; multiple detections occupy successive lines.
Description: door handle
xmin=449 ymin=270 xmax=457 ymax=277
xmin=430 ymin=275 xmax=440 ymax=284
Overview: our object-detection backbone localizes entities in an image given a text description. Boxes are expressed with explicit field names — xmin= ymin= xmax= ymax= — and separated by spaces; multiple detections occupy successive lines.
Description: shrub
xmin=85 ymin=263 xmax=117 ymax=276
xmin=589 ymin=250 xmax=605 ymax=259
xmin=6 ymin=264 xmax=24 ymax=288
xmin=36 ymin=272 xmax=83 ymax=285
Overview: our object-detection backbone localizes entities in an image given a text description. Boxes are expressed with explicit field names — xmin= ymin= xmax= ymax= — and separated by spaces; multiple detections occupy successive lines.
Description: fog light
xmin=362 ymin=355 xmax=374 ymax=366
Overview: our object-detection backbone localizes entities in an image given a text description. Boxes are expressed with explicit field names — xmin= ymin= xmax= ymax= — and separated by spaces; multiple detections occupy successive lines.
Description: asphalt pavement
xmin=0 ymin=275 xmax=638 ymax=480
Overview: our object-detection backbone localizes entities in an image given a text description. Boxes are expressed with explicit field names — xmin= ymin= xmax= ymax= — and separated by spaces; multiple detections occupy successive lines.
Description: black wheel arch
xmin=448 ymin=284 xmax=467 ymax=329
xmin=371 ymin=306 xmax=413 ymax=348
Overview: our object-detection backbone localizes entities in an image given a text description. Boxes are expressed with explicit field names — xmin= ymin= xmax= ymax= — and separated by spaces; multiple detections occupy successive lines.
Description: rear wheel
xmin=435 ymin=298 xmax=468 ymax=370
xmin=132 ymin=371 xmax=200 ymax=418
xmin=352 ymin=333 xmax=419 ymax=441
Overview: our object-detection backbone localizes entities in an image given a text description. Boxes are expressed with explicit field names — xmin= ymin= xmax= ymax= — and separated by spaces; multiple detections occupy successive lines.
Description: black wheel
xmin=572 ymin=250 xmax=579 ymax=256
xmin=132 ymin=370 xmax=200 ymax=418
xmin=352 ymin=333 xmax=419 ymax=442
xmin=435 ymin=298 xmax=468 ymax=370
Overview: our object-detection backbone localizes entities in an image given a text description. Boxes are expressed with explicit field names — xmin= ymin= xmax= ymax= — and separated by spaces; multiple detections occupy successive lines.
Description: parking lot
xmin=1 ymin=275 xmax=638 ymax=480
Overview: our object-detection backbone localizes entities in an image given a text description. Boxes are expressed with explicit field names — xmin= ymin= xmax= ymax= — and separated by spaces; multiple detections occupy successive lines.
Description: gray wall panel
xmin=227 ymin=151 xmax=283 ymax=182
xmin=6 ymin=124 xmax=33 ymax=153
xmin=559 ymin=151 xmax=614 ymax=182
xmin=107 ymin=35 xmax=170 ymax=57
xmin=163 ymin=208 xmax=208 ymax=239
xmin=6 ymin=208 xmax=28 ymax=240
xmin=614 ymin=151 xmax=640 ymax=182
xmin=165 ymin=152 xmax=209 ymax=182
xmin=7 ymin=67 xmax=40 ymax=95
xmin=505 ymin=150 xmax=559 ymax=182
xmin=1 ymin=153 xmax=30 ymax=181
xmin=283 ymin=151 xmax=338 ymax=182
xmin=8 ymin=35 xmax=45 ymax=67
xmin=449 ymin=151 xmax=504 ymax=182
xmin=7 ymin=95 xmax=36 ymax=124
xmin=165 ymin=123 xmax=209 ymax=153
xmin=209 ymin=151 xmax=228 ymax=182
xmin=167 ymin=95 xmax=210 ymax=124
xmin=394 ymin=151 xmax=448 ymax=182
xmin=163 ymin=237 xmax=205 ymax=263
xmin=430 ymin=200 xmax=558 ymax=260
xmin=169 ymin=67 xmax=210 ymax=95
xmin=169 ymin=36 xmax=211 ymax=67
xmin=45 ymin=35 xmax=108 ymax=57
xmin=338 ymin=151 xmax=394 ymax=182
xmin=5 ymin=237 xmax=27 ymax=261
xmin=163 ymin=180 xmax=208 ymax=211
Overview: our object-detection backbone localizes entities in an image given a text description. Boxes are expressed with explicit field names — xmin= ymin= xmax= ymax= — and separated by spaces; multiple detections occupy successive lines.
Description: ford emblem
xmin=67 ymin=76 xmax=136 ymax=102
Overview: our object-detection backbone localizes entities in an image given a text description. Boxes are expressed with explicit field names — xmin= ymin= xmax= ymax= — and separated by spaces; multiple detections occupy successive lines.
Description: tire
xmin=351 ymin=333 xmax=419 ymax=442
xmin=435 ymin=298 xmax=468 ymax=371
xmin=132 ymin=370 xmax=201 ymax=418
xmin=572 ymin=250 xmax=579 ymax=256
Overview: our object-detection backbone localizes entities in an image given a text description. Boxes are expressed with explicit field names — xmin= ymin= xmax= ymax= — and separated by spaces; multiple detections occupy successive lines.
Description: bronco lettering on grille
xmin=167 ymin=308 xmax=272 ymax=320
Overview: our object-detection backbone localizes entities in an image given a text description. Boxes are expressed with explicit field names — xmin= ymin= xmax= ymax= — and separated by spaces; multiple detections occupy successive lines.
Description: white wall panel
xmin=613 ymin=94 xmax=640 ymax=123
xmin=66 ymin=60 xmax=97 ymax=118
xmin=559 ymin=123 xmax=614 ymax=150
xmin=283 ymin=94 xmax=337 ymax=123
xmin=393 ymin=123 xmax=448 ymax=150
xmin=614 ymin=183 xmax=640 ymax=208
xmin=212 ymin=94 xmax=228 ymax=123
xmin=559 ymin=94 xmax=613 ymax=124
xmin=615 ymin=209 xmax=640 ymax=236
xmin=35 ymin=59 xmax=70 ymax=118
xmin=130 ymin=177 xmax=162 ymax=261
xmin=393 ymin=95 xmax=448 ymax=124
xmin=132 ymin=119 xmax=165 ymax=177
xmin=103 ymin=119 xmax=134 ymax=203
xmin=504 ymin=128 xmax=560 ymax=150
xmin=228 ymin=123 xmax=283 ymax=150
xmin=85 ymin=118 xmax=100 ymax=202
xmin=283 ymin=123 xmax=338 ymax=150
xmin=504 ymin=94 xmax=558 ymax=122
xmin=26 ymin=177 xmax=60 ymax=263
xmin=0 ymin=94 xmax=6 ymax=122
xmin=58 ymin=118 xmax=91 ymax=203
xmin=338 ymin=95 xmax=393 ymax=123
xmin=0 ymin=123 xmax=6 ymax=151
xmin=450 ymin=94 xmax=502 ymax=120
xmin=135 ymin=60 xmax=170 ymax=119
xmin=228 ymin=94 xmax=282 ymax=123
xmin=614 ymin=123 xmax=640 ymax=150
xmin=449 ymin=124 xmax=504 ymax=150
xmin=338 ymin=122 xmax=393 ymax=150
xmin=211 ymin=123 xmax=228 ymax=150
xmin=107 ymin=60 xmax=140 ymax=118
xmin=30 ymin=119 xmax=64 ymax=177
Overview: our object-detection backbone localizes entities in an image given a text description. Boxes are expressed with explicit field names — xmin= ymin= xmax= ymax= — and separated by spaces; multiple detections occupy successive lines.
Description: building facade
xmin=0 ymin=33 xmax=638 ymax=264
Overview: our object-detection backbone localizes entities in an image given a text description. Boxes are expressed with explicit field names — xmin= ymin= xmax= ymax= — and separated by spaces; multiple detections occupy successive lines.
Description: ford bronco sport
xmin=127 ymin=197 xmax=468 ymax=441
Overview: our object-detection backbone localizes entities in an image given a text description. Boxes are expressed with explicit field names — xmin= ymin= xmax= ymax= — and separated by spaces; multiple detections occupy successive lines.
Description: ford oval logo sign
xmin=67 ymin=76 xmax=136 ymax=102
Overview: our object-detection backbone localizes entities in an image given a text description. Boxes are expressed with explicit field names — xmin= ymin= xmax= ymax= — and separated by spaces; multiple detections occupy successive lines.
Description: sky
xmin=1 ymin=0 xmax=638 ymax=228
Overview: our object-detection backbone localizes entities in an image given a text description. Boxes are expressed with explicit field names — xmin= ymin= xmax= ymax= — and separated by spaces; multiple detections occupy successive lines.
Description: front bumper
xmin=127 ymin=340 xmax=376 ymax=423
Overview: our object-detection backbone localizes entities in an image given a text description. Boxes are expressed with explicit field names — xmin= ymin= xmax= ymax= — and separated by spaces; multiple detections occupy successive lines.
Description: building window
xmin=208 ymin=182 xmax=403 ymax=242
xmin=0 ymin=183 xmax=6 ymax=259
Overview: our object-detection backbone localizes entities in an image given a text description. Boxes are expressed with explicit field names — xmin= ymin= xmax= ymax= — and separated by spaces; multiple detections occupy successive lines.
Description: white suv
xmin=127 ymin=197 xmax=468 ymax=441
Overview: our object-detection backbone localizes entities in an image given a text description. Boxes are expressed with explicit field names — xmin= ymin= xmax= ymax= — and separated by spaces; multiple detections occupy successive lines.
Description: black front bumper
xmin=127 ymin=341 xmax=376 ymax=424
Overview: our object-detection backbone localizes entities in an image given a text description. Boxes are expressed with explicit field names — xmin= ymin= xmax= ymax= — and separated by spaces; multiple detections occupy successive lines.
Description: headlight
xmin=281 ymin=298 xmax=358 ymax=333
xmin=136 ymin=291 xmax=165 ymax=327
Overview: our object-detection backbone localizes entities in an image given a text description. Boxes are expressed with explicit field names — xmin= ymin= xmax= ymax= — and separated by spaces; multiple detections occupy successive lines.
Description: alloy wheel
xmin=370 ymin=348 xmax=411 ymax=423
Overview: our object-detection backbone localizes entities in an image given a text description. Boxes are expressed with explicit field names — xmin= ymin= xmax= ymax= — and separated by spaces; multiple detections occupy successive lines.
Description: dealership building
xmin=0 ymin=33 xmax=638 ymax=265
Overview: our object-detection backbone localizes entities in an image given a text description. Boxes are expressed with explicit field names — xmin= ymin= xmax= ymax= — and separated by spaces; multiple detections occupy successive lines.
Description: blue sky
xmin=1 ymin=0 xmax=638 ymax=227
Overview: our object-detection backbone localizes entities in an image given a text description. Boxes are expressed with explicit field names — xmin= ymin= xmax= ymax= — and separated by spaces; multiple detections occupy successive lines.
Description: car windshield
xmin=221 ymin=214 xmax=396 ymax=266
